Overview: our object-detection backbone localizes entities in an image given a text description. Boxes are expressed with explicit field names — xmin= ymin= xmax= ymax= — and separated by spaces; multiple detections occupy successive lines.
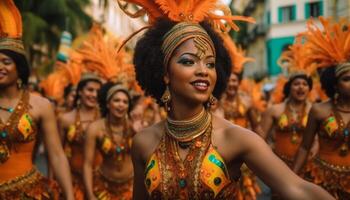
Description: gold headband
xmin=0 ymin=38 xmax=25 ymax=55
xmin=106 ymin=84 xmax=130 ymax=101
xmin=336 ymin=62 xmax=350 ymax=77
xmin=161 ymin=22 xmax=216 ymax=68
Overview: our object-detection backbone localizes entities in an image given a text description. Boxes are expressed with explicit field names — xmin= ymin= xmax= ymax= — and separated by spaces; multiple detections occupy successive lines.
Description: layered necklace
xmin=333 ymin=102 xmax=350 ymax=157
xmin=165 ymin=108 xmax=211 ymax=149
xmin=285 ymin=100 xmax=307 ymax=144
xmin=162 ymin=108 xmax=212 ymax=198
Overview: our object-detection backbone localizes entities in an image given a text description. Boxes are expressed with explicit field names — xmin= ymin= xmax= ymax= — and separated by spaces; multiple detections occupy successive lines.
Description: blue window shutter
xmin=320 ymin=0 xmax=324 ymax=15
xmin=291 ymin=5 xmax=296 ymax=21
xmin=278 ymin=7 xmax=283 ymax=23
xmin=267 ymin=11 xmax=271 ymax=24
xmin=305 ymin=3 xmax=310 ymax=19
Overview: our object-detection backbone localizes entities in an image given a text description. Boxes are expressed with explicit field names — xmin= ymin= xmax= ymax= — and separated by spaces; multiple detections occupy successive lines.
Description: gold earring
xmin=206 ymin=94 xmax=217 ymax=108
xmin=161 ymin=85 xmax=171 ymax=112
xmin=17 ymin=79 xmax=22 ymax=89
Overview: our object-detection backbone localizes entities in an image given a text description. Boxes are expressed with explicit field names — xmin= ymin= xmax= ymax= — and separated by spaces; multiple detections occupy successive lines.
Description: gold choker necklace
xmin=165 ymin=108 xmax=211 ymax=142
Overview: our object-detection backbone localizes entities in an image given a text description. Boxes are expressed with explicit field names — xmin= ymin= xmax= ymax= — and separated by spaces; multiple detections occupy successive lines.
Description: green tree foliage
xmin=14 ymin=0 xmax=92 ymax=58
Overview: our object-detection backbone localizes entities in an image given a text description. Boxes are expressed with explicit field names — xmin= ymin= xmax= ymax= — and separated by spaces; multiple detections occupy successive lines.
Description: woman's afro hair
xmin=133 ymin=18 xmax=232 ymax=104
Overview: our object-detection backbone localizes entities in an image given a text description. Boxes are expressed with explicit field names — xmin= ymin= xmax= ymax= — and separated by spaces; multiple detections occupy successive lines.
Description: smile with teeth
xmin=191 ymin=81 xmax=209 ymax=91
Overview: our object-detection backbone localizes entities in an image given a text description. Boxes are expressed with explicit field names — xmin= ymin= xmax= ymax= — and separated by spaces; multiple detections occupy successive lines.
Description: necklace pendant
xmin=291 ymin=132 xmax=298 ymax=144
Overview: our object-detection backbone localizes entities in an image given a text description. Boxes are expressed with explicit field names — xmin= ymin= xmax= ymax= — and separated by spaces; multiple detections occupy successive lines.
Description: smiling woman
xmin=0 ymin=0 xmax=74 ymax=199
xmin=119 ymin=0 xmax=334 ymax=200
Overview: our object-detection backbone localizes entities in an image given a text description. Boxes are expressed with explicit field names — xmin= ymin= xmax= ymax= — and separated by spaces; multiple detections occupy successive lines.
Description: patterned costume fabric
xmin=0 ymin=91 xmax=60 ymax=199
xmin=144 ymin=123 xmax=237 ymax=200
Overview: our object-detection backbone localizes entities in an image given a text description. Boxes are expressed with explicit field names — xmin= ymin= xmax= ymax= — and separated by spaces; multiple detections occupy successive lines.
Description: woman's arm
xmin=83 ymin=123 xmax=99 ymax=200
xmin=293 ymin=105 xmax=319 ymax=173
xmin=39 ymin=98 xmax=74 ymax=200
xmin=131 ymin=132 xmax=150 ymax=200
xmin=257 ymin=106 xmax=275 ymax=139
xmin=238 ymin=129 xmax=333 ymax=199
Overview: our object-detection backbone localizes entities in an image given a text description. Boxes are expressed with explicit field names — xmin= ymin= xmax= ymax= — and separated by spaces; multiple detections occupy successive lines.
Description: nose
xmin=195 ymin=62 xmax=208 ymax=77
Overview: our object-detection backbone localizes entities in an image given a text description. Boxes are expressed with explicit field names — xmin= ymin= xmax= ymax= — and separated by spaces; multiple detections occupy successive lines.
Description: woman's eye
xmin=178 ymin=58 xmax=194 ymax=66
xmin=206 ymin=62 xmax=215 ymax=69
xmin=1 ymin=59 xmax=13 ymax=65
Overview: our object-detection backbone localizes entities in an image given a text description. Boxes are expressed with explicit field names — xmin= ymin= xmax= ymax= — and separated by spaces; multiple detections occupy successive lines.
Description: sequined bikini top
xmin=0 ymin=91 xmax=36 ymax=163
xmin=277 ymin=103 xmax=308 ymax=133
xmin=144 ymin=124 xmax=237 ymax=200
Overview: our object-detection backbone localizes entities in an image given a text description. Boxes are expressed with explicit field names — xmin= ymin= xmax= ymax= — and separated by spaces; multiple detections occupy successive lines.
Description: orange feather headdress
xmin=221 ymin=33 xmax=254 ymax=74
xmin=0 ymin=0 xmax=25 ymax=55
xmin=78 ymin=24 xmax=137 ymax=90
xmin=302 ymin=17 xmax=350 ymax=77
xmin=277 ymin=36 xmax=315 ymax=77
xmin=117 ymin=0 xmax=255 ymax=31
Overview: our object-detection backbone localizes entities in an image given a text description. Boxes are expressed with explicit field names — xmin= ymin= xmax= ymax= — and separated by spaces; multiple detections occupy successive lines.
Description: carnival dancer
xmin=84 ymin=82 xmax=135 ymax=200
xmin=293 ymin=17 xmax=350 ymax=199
xmin=116 ymin=0 xmax=335 ymax=199
xmin=0 ymin=0 xmax=74 ymax=199
xmin=260 ymin=41 xmax=316 ymax=169
xmin=78 ymin=24 xmax=136 ymax=200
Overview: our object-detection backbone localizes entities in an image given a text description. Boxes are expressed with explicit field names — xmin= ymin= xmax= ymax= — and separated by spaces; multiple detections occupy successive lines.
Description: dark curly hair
xmin=98 ymin=82 xmax=132 ymax=117
xmin=283 ymin=74 xmax=313 ymax=99
xmin=320 ymin=66 xmax=337 ymax=98
xmin=0 ymin=49 xmax=30 ymax=85
xmin=133 ymin=19 xmax=232 ymax=104
xmin=73 ymin=78 xmax=102 ymax=108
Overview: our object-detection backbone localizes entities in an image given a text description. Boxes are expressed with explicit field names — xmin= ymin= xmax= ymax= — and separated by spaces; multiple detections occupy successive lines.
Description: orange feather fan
xmin=221 ymin=33 xmax=254 ymax=74
xmin=302 ymin=17 xmax=350 ymax=69
xmin=117 ymin=0 xmax=255 ymax=32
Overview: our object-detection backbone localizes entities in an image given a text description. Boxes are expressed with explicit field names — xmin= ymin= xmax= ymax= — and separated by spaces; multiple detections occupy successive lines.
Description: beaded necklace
xmin=284 ymin=100 xmax=307 ymax=144
xmin=0 ymin=90 xmax=32 ymax=163
xmin=332 ymin=104 xmax=350 ymax=157
xmin=102 ymin=116 xmax=130 ymax=171
xmin=165 ymin=108 xmax=211 ymax=149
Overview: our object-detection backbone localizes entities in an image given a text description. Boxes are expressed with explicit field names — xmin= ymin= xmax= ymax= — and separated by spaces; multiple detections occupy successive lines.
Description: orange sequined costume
xmin=0 ymin=91 xmax=59 ymax=199
xmin=274 ymin=102 xmax=308 ymax=167
xmin=92 ymin=122 xmax=134 ymax=200
xmin=145 ymin=123 xmax=237 ymax=199
xmin=310 ymin=106 xmax=350 ymax=198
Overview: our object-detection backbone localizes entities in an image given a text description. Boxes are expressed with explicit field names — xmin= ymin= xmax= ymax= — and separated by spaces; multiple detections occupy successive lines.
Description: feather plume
xmin=0 ymin=0 xmax=22 ymax=38
xmin=303 ymin=17 xmax=350 ymax=70
xmin=221 ymin=33 xmax=254 ymax=73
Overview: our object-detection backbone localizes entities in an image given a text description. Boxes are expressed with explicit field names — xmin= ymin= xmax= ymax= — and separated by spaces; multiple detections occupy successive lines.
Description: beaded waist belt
xmin=314 ymin=157 xmax=350 ymax=173
xmin=0 ymin=168 xmax=41 ymax=192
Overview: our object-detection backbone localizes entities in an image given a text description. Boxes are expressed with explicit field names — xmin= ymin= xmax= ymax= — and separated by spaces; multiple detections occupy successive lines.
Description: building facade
xmin=238 ymin=0 xmax=331 ymax=78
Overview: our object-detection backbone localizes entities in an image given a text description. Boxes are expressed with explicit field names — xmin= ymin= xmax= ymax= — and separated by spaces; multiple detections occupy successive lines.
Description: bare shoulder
xmin=132 ymin=120 xmax=165 ymax=162
xmin=28 ymin=94 xmax=54 ymax=120
xmin=58 ymin=109 xmax=76 ymax=127
xmin=86 ymin=118 xmax=104 ymax=137
xmin=212 ymin=116 xmax=263 ymax=156
xmin=310 ymin=100 xmax=332 ymax=120
xmin=266 ymin=102 xmax=285 ymax=117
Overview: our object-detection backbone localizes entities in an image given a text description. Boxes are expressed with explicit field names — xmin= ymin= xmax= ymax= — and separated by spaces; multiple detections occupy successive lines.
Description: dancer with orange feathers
xmin=117 ymin=0 xmax=333 ymax=199
xmin=293 ymin=17 xmax=350 ymax=199
xmin=80 ymin=25 xmax=138 ymax=200
xmin=0 ymin=0 xmax=74 ymax=199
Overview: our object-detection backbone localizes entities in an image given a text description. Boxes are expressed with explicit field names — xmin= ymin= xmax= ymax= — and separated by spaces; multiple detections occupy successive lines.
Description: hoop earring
xmin=206 ymin=94 xmax=217 ymax=109
xmin=161 ymin=85 xmax=171 ymax=112
xmin=17 ymin=79 xmax=22 ymax=89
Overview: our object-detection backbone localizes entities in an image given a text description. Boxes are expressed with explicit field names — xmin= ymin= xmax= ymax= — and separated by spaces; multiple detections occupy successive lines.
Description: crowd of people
xmin=0 ymin=0 xmax=349 ymax=199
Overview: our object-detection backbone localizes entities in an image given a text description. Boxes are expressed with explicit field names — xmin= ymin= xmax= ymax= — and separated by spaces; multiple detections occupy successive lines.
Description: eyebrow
xmin=179 ymin=52 xmax=215 ymax=59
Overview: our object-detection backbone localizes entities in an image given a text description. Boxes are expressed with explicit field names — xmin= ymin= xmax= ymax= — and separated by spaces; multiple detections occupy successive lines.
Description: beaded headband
xmin=161 ymin=22 xmax=215 ymax=68
xmin=0 ymin=38 xmax=25 ymax=55
xmin=106 ymin=84 xmax=130 ymax=101
xmin=336 ymin=63 xmax=350 ymax=77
